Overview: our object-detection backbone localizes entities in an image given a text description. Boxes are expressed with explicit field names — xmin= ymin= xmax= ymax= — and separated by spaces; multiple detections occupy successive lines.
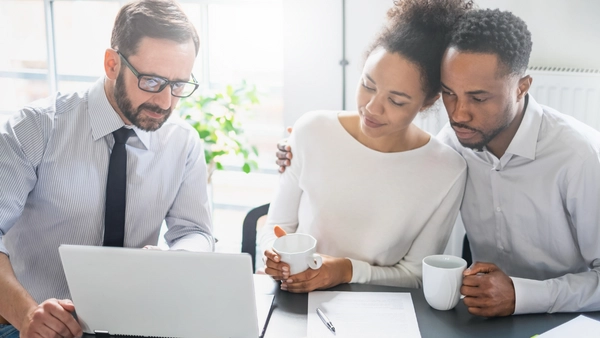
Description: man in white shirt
xmin=437 ymin=8 xmax=600 ymax=317
xmin=0 ymin=1 xmax=213 ymax=337
xmin=277 ymin=8 xmax=600 ymax=318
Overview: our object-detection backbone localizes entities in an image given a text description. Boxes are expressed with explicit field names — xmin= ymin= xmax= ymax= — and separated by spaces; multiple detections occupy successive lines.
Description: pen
xmin=316 ymin=307 xmax=336 ymax=335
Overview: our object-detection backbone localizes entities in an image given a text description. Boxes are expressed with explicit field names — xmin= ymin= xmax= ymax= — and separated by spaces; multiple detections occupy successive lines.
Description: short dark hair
xmin=111 ymin=0 xmax=200 ymax=57
xmin=368 ymin=0 xmax=473 ymax=101
xmin=448 ymin=8 xmax=532 ymax=76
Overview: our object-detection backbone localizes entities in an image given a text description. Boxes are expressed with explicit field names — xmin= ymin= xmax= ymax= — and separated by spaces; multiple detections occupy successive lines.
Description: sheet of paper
xmin=307 ymin=291 xmax=421 ymax=338
xmin=537 ymin=315 xmax=600 ymax=337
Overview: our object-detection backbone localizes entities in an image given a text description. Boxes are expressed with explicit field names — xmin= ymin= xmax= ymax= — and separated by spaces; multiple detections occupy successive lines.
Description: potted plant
xmin=178 ymin=81 xmax=260 ymax=183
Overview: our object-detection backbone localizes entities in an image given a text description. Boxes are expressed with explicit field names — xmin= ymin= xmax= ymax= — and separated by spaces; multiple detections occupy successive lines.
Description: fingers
xmin=459 ymin=270 xmax=516 ymax=317
xmin=57 ymin=299 xmax=75 ymax=312
xmin=263 ymin=249 xmax=289 ymax=281
xmin=49 ymin=300 xmax=82 ymax=337
xmin=275 ymin=150 xmax=291 ymax=160
xmin=463 ymin=262 xmax=498 ymax=276
xmin=24 ymin=299 xmax=82 ymax=338
xmin=276 ymin=140 xmax=291 ymax=153
xmin=142 ymin=245 xmax=162 ymax=250
xmin=263 ymin=249 xmax=279 ymax=263
xmin=273 ymin=225 xmax=287 ymax=238
xmin=282 ymin=270 xmax=320 ymax=293
xmin=275 ymin=157 xmax=290 ymax=168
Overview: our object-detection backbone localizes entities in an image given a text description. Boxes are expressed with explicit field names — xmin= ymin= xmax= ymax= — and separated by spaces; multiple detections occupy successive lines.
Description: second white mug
xmin=422 ymin=254 xmax=467 ymax=311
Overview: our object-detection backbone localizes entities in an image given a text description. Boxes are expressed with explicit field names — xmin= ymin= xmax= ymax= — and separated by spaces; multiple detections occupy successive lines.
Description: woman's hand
xmin=263 ymin=225 xmax=290 ymax=281
xmin=263 ymin=248 xmax=290 ymax=281
xmin=281 ymin=255 xmax=352 ymax=293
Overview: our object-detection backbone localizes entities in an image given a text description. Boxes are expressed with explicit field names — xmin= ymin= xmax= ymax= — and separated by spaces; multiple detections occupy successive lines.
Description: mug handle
xmin=307 ymin=253 xmax=323 ymax=270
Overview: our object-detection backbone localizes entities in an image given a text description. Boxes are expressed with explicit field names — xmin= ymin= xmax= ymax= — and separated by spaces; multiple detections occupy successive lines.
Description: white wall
xmin=477 ymin=0 xmax=600 ymax=70
xmin=282 ymin=0 xmax=343 ymax=127
xmin=283 ymin=0 xmax=600 ymax=128
xmin=344 ymin=0 xmax=394 ymax=110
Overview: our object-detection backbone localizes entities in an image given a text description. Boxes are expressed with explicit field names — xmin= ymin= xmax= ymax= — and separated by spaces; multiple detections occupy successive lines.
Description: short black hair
xmin=368 ymin=0 xmax=473 ymax=101
xmin=448 ymin=8 xmax=532 ymax=76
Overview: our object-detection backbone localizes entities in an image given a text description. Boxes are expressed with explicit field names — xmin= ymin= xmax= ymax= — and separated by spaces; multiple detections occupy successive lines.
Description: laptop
xmin=59 ymin=245 xmax=275 ymax=338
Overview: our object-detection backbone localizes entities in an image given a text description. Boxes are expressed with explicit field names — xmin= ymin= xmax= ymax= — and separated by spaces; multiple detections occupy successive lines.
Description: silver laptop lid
xmin=59 ymin=245 xmax=259 ymax=338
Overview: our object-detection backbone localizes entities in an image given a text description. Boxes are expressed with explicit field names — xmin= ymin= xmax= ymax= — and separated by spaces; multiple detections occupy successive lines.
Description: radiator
xmin=415 ymin=68 xmax=600 ymax=135
xmin=528 ymin=68 xmax=600 ymax=131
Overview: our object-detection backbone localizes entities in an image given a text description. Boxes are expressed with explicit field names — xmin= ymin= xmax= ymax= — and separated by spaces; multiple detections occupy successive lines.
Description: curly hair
xmin=368 ymin=0 xmax=473 ymax=101
xmin=448 ymin=9 xmax=532 ymax=76
xmin=111 ymin=0 xmax=200 ymax=58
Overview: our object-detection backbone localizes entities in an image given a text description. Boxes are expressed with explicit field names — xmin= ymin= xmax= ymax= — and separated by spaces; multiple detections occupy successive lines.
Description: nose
xmin=365 ymin=94 xmax=384 ymax=116
xmin=446 ymin=97 xmax=471 ymax=124
xmin=153 ymin=85 xmax=174 ymax=110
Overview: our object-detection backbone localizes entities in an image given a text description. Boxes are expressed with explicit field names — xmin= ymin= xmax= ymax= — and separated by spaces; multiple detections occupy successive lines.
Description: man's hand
xmin=280 ymin=255 xmax=352 ymax=293
xmin=20 ymin=299 xmax=82 ymax=338
xmin=275 ymin=127 xmax=293 ymax=173
xmin=460 ymin=262 xmax=516 ymax=317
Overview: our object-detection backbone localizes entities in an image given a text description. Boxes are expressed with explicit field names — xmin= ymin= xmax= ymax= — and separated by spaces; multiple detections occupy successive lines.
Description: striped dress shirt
xmin=0 ymin=77 xmax=213 ymax=303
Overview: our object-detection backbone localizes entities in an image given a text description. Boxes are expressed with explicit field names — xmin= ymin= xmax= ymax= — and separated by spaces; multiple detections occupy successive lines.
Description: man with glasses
xmin=0 ymin=1 xmax=213 ymax=337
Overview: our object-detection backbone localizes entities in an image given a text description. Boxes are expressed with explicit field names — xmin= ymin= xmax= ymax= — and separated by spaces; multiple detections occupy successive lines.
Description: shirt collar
xmin=503 ymin=94 xmax=543 ymax=160
xmin=87 ymin=77 xmax=150 ymax=149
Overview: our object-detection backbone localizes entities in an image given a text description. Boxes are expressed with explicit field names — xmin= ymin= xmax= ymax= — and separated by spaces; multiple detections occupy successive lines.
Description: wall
xmin=477 ymin=0 xmax=600 ymax=70
xmin=283 ymin=0 xmax=600 ymax=127
xmin=282 ymin=0 xmax=344 ymax=127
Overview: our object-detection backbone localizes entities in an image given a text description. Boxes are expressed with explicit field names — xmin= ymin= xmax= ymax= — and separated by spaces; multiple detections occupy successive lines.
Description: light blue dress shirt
xmin=0 ymin=78 xmax=213 ymax=303
xmin=438 ymin=94 xmax=600 ymax=314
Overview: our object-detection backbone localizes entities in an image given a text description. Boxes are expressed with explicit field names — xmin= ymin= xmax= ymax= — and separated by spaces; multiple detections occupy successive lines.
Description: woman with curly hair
xmin=259 ymin=0 xmax=473 ymax=292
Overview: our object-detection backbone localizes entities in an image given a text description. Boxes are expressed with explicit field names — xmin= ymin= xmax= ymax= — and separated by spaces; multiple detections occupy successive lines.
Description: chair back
xmin=462 ymin=234 xmax=472 ymax=267
xmin=242 ymin=203 xmax=270 ymax=272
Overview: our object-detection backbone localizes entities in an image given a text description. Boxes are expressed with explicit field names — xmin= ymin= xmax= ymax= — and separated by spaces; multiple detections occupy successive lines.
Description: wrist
xmin=340 ymin=258 xmax=353 ymax=284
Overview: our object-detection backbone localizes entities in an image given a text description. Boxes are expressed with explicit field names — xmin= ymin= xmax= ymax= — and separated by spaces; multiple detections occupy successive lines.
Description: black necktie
xmin=103 ymin=127 xmax=134 ymax=247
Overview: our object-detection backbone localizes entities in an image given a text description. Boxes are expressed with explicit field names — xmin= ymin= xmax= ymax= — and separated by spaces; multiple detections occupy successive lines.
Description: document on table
xmin=307 ymin=291 xmax=421 ymax=338
xmin=537 ymin=315 xmax=600 ymax=337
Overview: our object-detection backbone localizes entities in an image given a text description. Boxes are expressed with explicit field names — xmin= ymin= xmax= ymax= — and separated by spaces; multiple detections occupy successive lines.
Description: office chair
xmin=241 ymin=203 xmax=270 ymax=272
xmin=462 ymin=234 xmax=472 ymax=267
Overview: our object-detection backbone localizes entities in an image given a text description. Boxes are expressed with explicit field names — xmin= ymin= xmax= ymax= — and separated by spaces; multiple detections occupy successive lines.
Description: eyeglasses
xmin=117 ymin=51 xmax=199 ymax=98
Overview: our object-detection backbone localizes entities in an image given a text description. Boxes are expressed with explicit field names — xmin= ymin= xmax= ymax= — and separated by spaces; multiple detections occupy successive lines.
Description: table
xmin=264 ymin=282 xmax=600 ymax=338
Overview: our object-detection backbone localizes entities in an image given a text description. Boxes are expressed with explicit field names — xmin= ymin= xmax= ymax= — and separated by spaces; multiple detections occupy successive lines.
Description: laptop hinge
xmin=94 ymin=330 xmax=111 ymax=338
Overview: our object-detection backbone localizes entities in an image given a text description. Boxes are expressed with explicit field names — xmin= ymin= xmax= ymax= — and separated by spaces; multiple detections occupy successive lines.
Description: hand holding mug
xmin=461 ymin=262 xmax=515 ymax=317
xmin=263 ymin=225 xmax=290 ymax=280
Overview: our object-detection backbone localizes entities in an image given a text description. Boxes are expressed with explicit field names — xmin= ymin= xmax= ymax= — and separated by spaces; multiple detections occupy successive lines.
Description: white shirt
xmin=259 ymin=111 xmax=466 ymax=287
xmin=0 ymin=78 xmax=213 ymax=303
xmin=438 ymin=95 xmax=600 ymax=314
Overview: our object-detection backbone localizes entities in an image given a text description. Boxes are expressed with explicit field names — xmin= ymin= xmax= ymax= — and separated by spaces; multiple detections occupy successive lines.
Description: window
xmin=0 ymin=0 xmax=48 ymax=116
xmin=0 ymin=0 xmax=284 ymax=253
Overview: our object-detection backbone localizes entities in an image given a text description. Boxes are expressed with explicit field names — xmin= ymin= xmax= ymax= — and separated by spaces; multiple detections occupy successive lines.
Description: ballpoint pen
xmin=316 ymin=307 xmax=336 ymax=335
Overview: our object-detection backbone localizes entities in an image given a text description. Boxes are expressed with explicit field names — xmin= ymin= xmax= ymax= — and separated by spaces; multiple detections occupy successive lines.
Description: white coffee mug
xmin=272 ymin=233 xmax=323 ymax=275
xmin=422 ymin=254 xmax=467 ymax=311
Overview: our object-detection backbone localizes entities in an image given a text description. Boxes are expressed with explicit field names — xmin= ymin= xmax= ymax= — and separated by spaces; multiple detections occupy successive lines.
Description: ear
xmin=420 ymin=93 xmax=441 ymax=111
xmin=516 ymin=75 xmax=532 ymax=101
xmin=104 ymin=49 xmax=120 ymax=80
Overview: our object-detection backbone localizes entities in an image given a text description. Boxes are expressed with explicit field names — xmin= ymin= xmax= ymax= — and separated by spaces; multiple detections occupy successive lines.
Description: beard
xmin=114 ymin=71 xmax=172 ymax=132
xmin=451 ymin=105 xmax=513 ymax=152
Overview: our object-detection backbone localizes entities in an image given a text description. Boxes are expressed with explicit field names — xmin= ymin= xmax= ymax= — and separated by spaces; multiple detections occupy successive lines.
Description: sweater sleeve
xmin=257 ymin=128 xmax=303 ymax=256
xmin=350 ymin=165 xmax=467 ymax=288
